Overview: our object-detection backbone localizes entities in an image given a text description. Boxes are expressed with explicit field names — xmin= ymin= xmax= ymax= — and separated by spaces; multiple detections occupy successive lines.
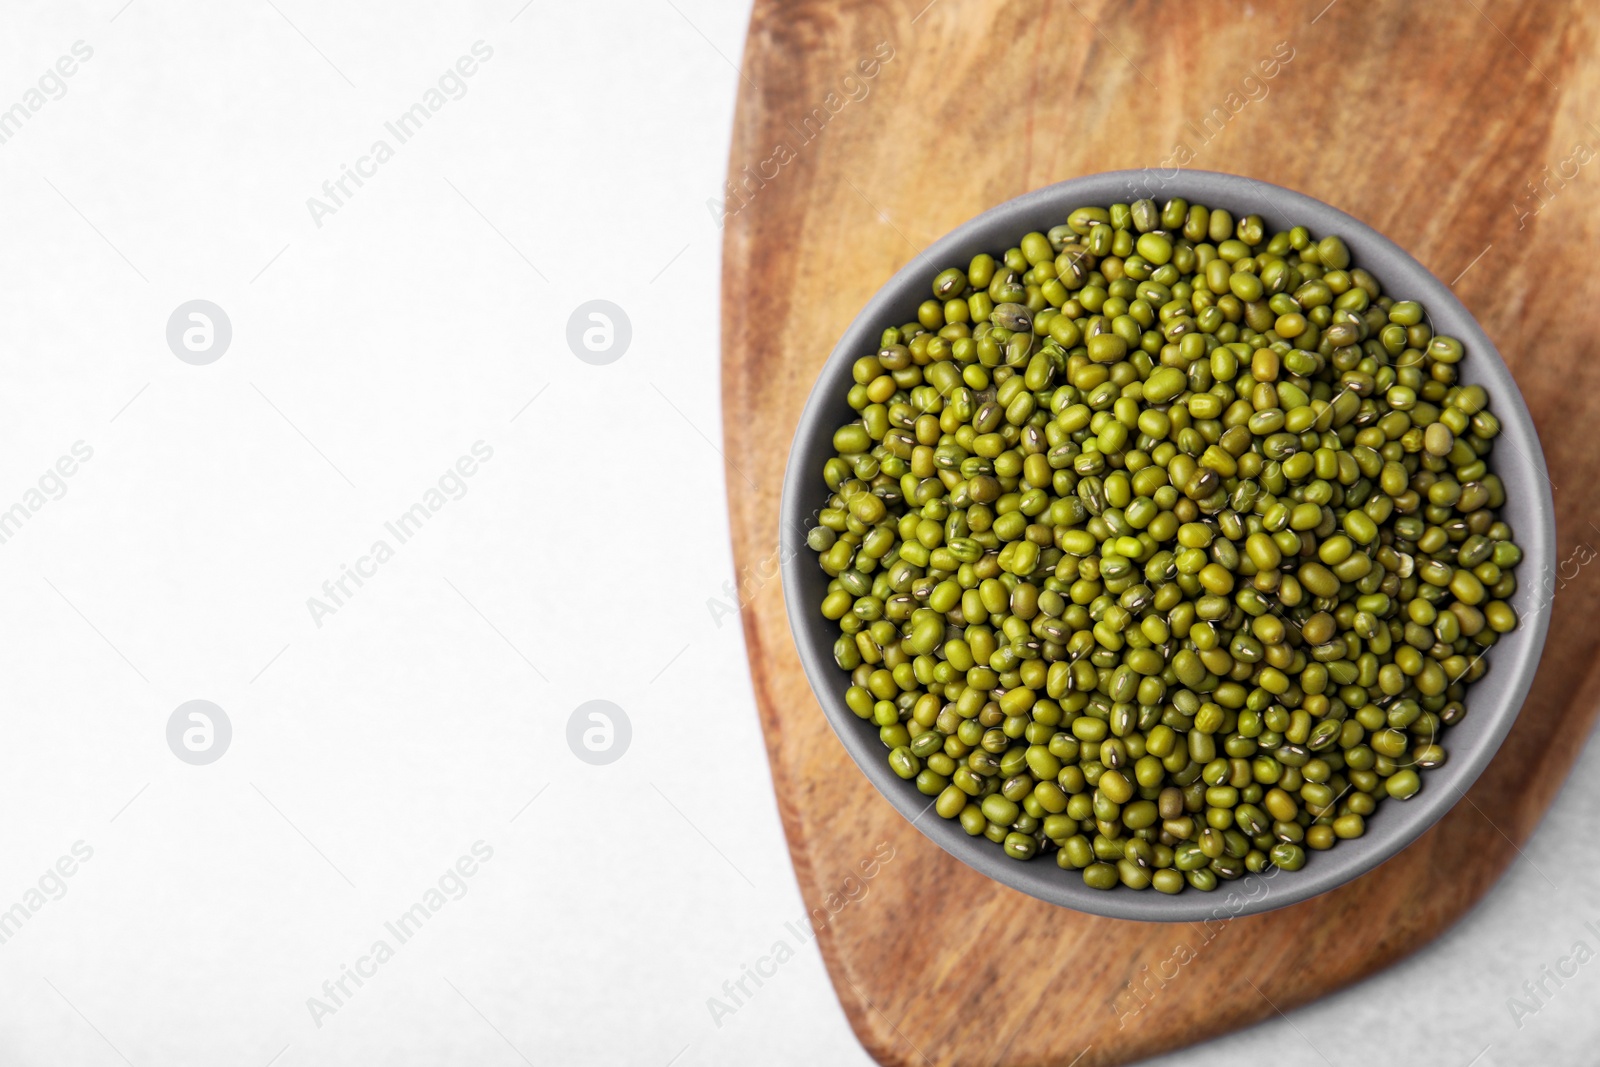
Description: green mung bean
xmin=810 ymin=199 xmax=1523 ymax=892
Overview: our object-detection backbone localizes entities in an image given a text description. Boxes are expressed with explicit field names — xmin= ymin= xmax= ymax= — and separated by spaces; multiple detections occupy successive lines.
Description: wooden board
xmin=721 ymin=3 xmax=1600 ymax=1063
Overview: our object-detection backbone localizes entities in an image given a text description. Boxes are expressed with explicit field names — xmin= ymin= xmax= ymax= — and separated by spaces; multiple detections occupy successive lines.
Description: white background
xmin=0 ymin=2 xmax=1595 ymax=1065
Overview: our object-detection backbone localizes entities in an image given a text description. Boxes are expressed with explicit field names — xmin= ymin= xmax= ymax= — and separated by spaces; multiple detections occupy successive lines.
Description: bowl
xmin=779 ymin=170 xmax=1555 ymax=921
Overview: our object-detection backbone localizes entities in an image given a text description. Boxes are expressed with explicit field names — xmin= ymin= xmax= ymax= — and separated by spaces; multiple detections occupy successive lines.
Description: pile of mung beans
xmin=807 ymin=198 xmax=1523 ymax=893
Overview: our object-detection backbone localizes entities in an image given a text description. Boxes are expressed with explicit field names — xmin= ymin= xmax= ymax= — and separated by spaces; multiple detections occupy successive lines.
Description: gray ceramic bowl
xmin=780 ymin=170 xmax=1555 ymax=921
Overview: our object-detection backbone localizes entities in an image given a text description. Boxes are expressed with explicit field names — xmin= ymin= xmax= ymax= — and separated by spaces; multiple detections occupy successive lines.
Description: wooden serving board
xmin=721 ymin=2 xmax=1600 ymax=1063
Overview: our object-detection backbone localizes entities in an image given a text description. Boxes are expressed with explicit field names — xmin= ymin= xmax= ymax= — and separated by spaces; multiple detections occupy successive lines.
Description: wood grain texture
xmin=721 ymin=3 xmax=1600 ymax=1063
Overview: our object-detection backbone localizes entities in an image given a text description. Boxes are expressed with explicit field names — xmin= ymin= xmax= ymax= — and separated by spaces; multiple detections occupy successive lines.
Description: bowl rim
xmin=778 ymin=169 xmax=1556 ymax=921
